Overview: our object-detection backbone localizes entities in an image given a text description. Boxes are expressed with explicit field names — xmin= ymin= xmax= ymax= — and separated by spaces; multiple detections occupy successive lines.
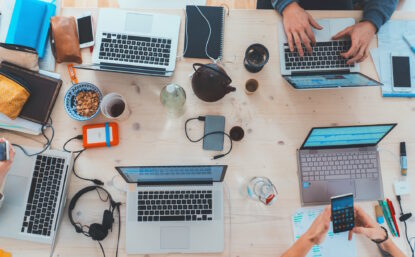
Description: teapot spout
xmin=227 ymin=86 xmax=236 ymax=93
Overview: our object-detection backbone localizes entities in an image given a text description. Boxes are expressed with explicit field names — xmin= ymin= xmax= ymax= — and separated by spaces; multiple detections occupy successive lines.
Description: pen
xmin=387 ymin=198 xmax=400 ymax=237
xmin=375 ymin=205 xmax=385 ymax=224
xmin=400 ymin=142 xmax=407 ymax=176
xmin=403 ymin=35 xmax=415 ymax=54
xmin=379 ymin=200 xmax=397 ymax=237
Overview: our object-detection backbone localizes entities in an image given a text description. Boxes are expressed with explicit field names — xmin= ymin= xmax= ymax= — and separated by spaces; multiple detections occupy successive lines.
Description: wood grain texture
xmin=0 ymin=7 xmax=415 ymax=257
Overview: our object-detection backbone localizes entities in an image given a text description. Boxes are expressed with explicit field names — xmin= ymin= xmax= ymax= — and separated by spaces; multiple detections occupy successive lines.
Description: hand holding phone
xmin=331 ymin=193 xmax=355 ymax=233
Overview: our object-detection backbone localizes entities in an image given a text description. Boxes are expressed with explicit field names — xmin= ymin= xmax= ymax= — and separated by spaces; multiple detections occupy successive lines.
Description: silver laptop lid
xmin=300 ymin=124 xmax=397 ymax=150
xmin=115 ymin=165 xmax=227 ymax=185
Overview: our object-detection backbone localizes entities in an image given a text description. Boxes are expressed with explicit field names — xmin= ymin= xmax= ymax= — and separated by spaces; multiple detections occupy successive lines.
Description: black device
xmin=392 ymin=56 xmax=412 ymax=90
xmin=331 ymin=193 xmax=355 ymax=233
xmin=76 ymin=14 xmax=94 ymax=48
xmin=0 ymin=141 xmax=9 ymax=161
xmin=185 ymin=116 xmax=233 ymax=159
xmin=68 ymin=186 xmax=121 ymax=257
xmin=203 ymin=115 xmax=225 ymax=151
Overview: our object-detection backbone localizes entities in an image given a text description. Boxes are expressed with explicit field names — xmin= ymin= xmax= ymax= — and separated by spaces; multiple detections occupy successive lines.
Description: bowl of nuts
xmin=64 ymin=83 xmax=102 ymax=121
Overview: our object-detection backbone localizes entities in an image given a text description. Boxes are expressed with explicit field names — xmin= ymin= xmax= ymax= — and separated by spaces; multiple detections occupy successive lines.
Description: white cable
xmin=224 ymin=182 xmax=232 ymax=257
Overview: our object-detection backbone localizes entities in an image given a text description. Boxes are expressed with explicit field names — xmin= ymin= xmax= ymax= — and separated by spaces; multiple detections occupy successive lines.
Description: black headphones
xmin=68 ymin=186 xmax=121 ymax=257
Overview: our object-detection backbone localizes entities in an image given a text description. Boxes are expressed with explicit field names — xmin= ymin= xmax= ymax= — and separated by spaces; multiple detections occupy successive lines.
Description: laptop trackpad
xmin=355 ymin=179 xmax=381 ymax=200
xmin=328 ymin=180 xmax=355 ymax=198
xmin=4 ymin=175 xmax=28 ymax=207
xmin=302 ymin=181 xmax=329 ymax=203
xmin=160 ymin=227 xmax=190 ymax=250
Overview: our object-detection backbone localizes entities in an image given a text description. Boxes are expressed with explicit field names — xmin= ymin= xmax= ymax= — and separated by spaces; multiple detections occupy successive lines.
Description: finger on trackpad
xmin=160 ymin=227 xmax=190 ymax=249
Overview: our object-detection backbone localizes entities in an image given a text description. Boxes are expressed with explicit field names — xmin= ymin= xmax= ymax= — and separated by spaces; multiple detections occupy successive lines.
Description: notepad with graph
xmin=292 ymin=207 xmax=357 ymax=257
xmin=184 ymin=5 xmax=225 ymax=60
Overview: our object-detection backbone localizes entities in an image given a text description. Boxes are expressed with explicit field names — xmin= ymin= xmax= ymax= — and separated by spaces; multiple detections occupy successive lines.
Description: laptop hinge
xmin=291 ymin=69 xmax=350 ymax=76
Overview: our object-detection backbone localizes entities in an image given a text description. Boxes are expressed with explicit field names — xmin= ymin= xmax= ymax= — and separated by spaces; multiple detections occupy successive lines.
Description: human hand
xmin=348 ymin=205 xmax=387 ymax=241
xmin=282 ymin=2 xmax=323 ymax=57
xmin=332 ymin=21 xmax=376 ymax=65
xmin=0 ymin=138 xmax=15 ymax=182
xmin=305 ymin=207 xmax=331 ymax=245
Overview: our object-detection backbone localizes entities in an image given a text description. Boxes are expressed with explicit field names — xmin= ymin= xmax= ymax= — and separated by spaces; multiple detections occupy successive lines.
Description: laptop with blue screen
xmin=297 ymin=124 xmax=396 ymax=206
xmin=115 ymin=165 xmax=227 ymax=254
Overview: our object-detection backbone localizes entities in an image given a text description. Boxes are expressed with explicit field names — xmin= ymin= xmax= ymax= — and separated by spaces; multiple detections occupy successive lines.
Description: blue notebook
xmin=5 ymin=0 xmax=56 ymax=58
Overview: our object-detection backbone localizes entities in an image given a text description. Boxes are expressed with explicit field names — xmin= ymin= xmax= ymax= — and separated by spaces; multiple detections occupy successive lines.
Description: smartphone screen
xmin=77 ymin=16 xmax=94 ymax=44
xmin=392 ymin=56 xmax=411 ymax=88
xmin=0 ymin=141 xmax=9 ymax=161
xmin=331 ymin=193 xmax=354 ymax=233
xmin=203 ymin=115 xmax=225 ymax=151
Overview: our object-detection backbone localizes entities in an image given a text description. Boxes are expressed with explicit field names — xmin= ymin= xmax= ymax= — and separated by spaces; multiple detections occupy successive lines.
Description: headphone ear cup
xmin=102 ymin=210 xmax=114 ymax=231
xmin=89 ymin=223 xmax=108 ymax=241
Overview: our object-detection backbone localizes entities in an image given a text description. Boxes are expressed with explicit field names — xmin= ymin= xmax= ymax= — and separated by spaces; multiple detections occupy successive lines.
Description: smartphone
xmin=0 ymin=141 xmax=10 ymax=161
xmin=391 ymin=55 xmax=412 ymax=92
xmin=203 ymin=115 xmax=225 ymax=151
xmin=331 ymin=193 xmax=354 ymax=233
xmin=76 ymin=13 xmax=95 ymax=48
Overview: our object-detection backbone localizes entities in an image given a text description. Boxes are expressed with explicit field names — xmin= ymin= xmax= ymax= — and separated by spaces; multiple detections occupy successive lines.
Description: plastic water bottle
xmin=160 ymin=83 xmax=186 ymax=117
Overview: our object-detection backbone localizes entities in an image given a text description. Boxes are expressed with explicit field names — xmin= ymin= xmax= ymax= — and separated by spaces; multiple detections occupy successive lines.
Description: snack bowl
xmin=64 ymin=82 xmax=102 ymax=121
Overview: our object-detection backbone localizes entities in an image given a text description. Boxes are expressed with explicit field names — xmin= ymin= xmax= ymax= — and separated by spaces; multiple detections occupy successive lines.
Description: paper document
xmin=292 ymin=207 xmax=357 ymax=257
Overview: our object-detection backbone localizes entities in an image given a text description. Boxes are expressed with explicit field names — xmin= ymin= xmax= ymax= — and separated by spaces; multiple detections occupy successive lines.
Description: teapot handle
xmin=192 ymin=63 xmax=232 ymax=85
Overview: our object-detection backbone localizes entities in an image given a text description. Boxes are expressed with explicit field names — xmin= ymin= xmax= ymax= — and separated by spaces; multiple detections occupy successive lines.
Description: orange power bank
xmin=82 ymin=122 xmax=119 ymax=149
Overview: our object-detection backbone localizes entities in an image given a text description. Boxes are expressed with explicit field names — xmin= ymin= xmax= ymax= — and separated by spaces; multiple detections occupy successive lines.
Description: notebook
xmin=0 ymin=62 xmax=62 ymax=124
xmin=184 ymin=5 xmax=225 ymax=60
xmin=5 ymin=0 xmax=56 ymax=58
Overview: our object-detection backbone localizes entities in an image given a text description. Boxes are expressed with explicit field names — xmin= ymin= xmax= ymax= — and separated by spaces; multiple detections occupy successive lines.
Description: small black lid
xmin=400 ymin=142 xmax=406 ymax=155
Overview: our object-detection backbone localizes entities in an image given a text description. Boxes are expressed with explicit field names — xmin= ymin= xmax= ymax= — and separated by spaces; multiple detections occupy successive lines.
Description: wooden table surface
xmin=1 ymin=8 xmax=415 ymax=257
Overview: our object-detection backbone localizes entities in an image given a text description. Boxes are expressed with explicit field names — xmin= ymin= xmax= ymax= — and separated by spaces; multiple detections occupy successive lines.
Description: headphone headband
xmin=68 ymin=186 xmax=118 ymax=235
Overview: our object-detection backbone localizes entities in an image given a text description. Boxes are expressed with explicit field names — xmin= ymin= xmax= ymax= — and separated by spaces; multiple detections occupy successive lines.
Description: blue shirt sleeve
xmin=271 ymin=0 xmax=296 ymax=14
xmin=361 ymin=0 xmax=398 ymax=31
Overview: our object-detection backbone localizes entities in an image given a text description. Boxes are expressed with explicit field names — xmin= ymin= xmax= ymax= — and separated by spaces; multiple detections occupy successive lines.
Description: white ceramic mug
xmin=100 ymin=93 xmax=130 ymax=120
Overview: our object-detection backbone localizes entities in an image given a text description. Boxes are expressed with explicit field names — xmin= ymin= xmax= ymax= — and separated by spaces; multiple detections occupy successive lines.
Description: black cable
xmin=185 ymin=116 xmax=233 ymax=160
xmin=98 ymin=241 xmax=106 ymax=257
xmin=12 ymin=118 xmax=54 ymax=156
xmin=114 ymin=203 xmax=121 ymax=257
xmin=63 ymin=136 xmax=104 ymax=185
xmin=397 ymin=195 xmax=414 ymax=257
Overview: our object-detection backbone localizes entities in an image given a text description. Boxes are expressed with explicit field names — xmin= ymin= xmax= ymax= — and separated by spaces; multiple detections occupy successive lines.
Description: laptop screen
xmin=283 ymin=72 xmax=381 ymax=89
xmin=301 ymin=124 xmax=396 ymax=149
xmin=115 ymin=165 xmax=227 ymax=184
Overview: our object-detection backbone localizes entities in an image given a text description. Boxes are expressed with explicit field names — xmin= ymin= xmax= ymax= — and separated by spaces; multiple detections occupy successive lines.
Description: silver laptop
xmin=115 ymin=165 xmax=226 ymax=254
xmin=75 ymin=8 xmax=181 ymax=77
xmin=278 ymin=18 xmax=381 ymax=89
xmin=297 ymin=124 xmax=396 ymax=206
xmin=0 ymin=147 xmax=73 ymax=247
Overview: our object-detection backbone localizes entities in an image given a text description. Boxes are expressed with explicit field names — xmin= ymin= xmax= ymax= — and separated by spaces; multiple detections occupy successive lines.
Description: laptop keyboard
xmin=99 ymin=33 xmax=172 ymax=66
xmin=300 ymin=151 xmax=378 ymax=181
xmin=284 ymin=40 xmax=355 ymax=71
xmin=21 ymin=155 xmax=66 ymax=237
xmin=137 ymin=190 xmax=213 ymax=222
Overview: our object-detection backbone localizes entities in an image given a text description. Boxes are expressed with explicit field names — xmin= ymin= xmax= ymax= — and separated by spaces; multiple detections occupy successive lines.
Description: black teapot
xmin=192 ymin=63 xmax=236 ymax=102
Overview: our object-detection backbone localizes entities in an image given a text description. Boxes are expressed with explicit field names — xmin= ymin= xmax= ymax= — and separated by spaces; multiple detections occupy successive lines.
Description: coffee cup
xmin=100 ymin=93 xmax=130 ymax=120
xmin=245 ymin=79 xmax=259 ymax=95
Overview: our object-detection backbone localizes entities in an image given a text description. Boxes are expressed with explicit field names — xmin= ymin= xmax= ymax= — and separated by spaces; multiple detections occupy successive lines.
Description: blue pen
xmin=403 ymin=35 xmax=415 ymax=54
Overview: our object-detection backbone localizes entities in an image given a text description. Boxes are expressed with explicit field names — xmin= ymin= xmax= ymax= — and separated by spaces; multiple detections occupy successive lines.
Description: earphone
xmin=68 ymin=186 xmax=121 ymax=257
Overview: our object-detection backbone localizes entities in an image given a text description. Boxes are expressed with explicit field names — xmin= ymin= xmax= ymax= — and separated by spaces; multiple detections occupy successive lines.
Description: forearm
xmin=362 ymin=0 xmax=398 ymax=31
xmin=271 ymin=0 xmax=295 ymax=14
xmin=281 ymin=234 xmax=314 ymax=257
xmin=378 ymin=239 xmax=406 ymax=257
xmin=0 ymin=173 xmax=5 ymax=209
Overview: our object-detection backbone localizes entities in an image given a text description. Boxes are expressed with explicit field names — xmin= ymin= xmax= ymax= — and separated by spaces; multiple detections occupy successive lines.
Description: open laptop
xmin=0 ymin=147 xmax=73 ymax=248
xmin=297 ymin=124 xmax=396 ymax=206
xmin=75 ymin=9 xmax=181 ymax=77
xmin=115 ymin=165 xmax=227 ymax=254
xmin=278 ymin=18 xmax=382 ymax=89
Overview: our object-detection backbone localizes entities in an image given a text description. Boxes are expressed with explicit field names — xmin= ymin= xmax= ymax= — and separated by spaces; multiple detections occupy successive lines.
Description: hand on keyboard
xmin=332 ymin=21 xmax=377 ymax=65
xmin=281 ymin=2 xmax=323 ymax=57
